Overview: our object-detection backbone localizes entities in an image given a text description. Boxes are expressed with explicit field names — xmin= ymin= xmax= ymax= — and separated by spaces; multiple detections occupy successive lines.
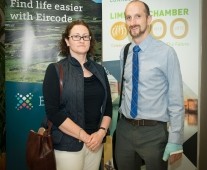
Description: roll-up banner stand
xmin=5 ymin=0 xmax=102 ymax=169
xmin=102 ymin=0 xmax=200 ymax=170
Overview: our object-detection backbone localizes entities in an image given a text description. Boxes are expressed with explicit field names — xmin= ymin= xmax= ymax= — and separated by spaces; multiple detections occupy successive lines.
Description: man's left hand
xmin=163 ymin=143 xmax=183 ymax=163
xmin=169 ymin=152 xmax=183 ymax=164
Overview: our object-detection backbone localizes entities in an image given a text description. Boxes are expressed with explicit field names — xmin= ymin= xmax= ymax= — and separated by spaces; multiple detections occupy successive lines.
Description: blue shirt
xmin=119 ymin=35 xmax=184 ymax=144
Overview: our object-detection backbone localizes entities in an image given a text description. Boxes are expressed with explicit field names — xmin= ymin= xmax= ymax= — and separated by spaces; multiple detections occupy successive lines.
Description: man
xmin=115 ymin=1 xmax=184 ymax=170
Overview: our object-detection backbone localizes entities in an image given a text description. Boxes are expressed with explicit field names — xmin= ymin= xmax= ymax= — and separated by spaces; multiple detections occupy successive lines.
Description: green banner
xmin=5 ymin=0 xmax=102 ymax=169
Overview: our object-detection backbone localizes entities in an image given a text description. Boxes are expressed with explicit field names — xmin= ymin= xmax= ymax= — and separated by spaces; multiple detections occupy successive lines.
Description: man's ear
xmin=147 ymin=15 xmax=152 ymax=25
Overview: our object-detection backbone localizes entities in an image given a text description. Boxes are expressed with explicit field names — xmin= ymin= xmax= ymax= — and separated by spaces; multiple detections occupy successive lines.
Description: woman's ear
xmin=65 ymin=38 xmax=70 ymax=46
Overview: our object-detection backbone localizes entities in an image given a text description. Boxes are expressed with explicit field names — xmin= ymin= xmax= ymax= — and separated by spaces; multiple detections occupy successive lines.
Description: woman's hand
xmin=85 ymin=129 xmax=106 ymax=151
xmin=79 ymin=129 xmax=92 ymax=143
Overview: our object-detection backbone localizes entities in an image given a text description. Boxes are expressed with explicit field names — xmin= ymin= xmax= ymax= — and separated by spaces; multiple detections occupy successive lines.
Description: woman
xmin=43 ymin=20 xmax=112 ymax=170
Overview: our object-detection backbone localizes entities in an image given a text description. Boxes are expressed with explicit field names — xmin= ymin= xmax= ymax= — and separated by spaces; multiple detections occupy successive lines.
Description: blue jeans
xmin=115 ymin=118 xmax=168 ymax=170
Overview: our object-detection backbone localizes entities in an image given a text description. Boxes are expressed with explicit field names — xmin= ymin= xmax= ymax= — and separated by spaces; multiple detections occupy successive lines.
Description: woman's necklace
xmin=81 ymin=59 xmax=87 ymax=72
xmin=82 ymin=65 xmax=85 ymax=72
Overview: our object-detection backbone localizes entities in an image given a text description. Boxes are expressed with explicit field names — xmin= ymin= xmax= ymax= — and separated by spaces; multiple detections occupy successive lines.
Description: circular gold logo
xmin=111 ymin=22 xmax=128 ymax=40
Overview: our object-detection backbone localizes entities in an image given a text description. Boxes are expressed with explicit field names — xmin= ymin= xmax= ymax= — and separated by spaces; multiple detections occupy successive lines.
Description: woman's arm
xmin=59 ymin=118 xmax=91 ymax=143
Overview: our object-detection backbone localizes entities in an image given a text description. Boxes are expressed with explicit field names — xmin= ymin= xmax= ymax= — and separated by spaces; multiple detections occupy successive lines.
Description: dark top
xmin=43 ymin=64 xmax=112 ymax=127
xmin=84 ymin=75 xmax=104 ymax=134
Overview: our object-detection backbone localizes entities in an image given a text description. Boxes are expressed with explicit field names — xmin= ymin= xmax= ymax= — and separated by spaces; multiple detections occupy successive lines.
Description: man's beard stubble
xmin=129 ymin=25 xmax=148 ymax=39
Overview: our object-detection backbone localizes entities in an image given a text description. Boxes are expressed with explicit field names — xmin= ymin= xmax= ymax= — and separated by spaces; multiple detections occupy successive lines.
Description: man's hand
xmin=169 ymin=152 xmax=183 ymax=164
xmin=163 ymin=143 xmax=183 ymax=164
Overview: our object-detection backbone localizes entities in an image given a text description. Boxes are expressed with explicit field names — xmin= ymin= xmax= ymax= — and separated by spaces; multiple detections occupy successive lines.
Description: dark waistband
xmin=121 ymin=115 xmax=165 ymax=126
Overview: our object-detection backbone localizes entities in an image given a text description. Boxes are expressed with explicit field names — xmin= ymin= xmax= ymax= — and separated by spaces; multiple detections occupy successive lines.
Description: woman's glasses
xmin=68 ymin=35 xmax=91 ymax=41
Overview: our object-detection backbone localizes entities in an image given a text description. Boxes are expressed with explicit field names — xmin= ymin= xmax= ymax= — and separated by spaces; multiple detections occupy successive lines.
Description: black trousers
xmin=114 ymin=118 xmax=168 ymax=170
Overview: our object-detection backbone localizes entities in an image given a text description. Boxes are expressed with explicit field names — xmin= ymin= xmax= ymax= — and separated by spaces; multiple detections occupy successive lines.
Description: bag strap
xmin=46 ymin=63 xmax=64 ymax=133
xmin=117 ymin=43 xmax=131 ymax=119
xmin=54 ymin=63 xmax=63 ymax=96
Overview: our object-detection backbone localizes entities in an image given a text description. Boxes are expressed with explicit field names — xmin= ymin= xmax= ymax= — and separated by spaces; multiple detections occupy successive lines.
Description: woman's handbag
xmin=26 ymin=63 xmax=63 ymax=170
xmin=26 ymin=121 xmax=56 ymax=170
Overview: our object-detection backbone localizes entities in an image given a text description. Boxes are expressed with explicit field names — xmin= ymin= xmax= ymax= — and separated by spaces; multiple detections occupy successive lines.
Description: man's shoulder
xmin=152 ymin=37 xmax=172 ymax=48
xmin=120 ymin=42 xmax=132 ymax=58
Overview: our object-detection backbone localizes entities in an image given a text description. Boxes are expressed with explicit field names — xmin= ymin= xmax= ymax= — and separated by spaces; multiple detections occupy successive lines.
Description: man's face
xmin=125 ymin=2 xmax=151 ymax=39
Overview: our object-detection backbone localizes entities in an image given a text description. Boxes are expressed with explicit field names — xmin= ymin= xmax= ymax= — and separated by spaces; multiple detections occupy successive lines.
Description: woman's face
xmin=65 ymin=25 xmax=91 ymax=56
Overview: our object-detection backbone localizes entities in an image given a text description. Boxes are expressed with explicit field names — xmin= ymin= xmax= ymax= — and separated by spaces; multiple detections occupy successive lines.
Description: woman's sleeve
xmin=43 ymin=63 xmax=67 ymax=127
xmin=103 ymin=70 xmax=113 ymax=118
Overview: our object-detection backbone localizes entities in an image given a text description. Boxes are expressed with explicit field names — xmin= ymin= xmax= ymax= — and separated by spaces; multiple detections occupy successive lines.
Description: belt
xmin=122 ymin=115 xmax=163 ymax=126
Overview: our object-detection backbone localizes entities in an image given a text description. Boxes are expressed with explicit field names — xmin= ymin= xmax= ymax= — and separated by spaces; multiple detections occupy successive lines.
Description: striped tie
xmin=130 ymin=45 xmax=140 ymax=118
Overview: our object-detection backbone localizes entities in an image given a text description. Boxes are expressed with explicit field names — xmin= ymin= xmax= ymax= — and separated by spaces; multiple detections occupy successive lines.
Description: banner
xmin=102 ymin=0 xmax=200 ymax=169
xmin=5 ymin=0 xmax=102 ymax=169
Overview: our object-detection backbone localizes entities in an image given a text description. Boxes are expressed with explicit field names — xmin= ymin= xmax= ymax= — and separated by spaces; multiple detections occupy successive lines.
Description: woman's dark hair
xmin=59 ymin=20 xmax=96 ymax=57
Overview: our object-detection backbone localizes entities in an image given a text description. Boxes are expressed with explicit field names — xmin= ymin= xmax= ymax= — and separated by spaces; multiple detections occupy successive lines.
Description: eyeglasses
xmin=68 ymin=35 xmax=91 ymax=41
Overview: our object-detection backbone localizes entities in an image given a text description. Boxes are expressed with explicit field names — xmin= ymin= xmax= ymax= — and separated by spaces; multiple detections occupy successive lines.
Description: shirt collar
xmin=132 ymin=35 xmax=153 ymax=52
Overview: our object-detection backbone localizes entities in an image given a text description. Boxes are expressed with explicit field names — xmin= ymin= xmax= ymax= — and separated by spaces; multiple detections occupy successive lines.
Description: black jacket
xmin=43 ymin=55 xmax=112 ymax=151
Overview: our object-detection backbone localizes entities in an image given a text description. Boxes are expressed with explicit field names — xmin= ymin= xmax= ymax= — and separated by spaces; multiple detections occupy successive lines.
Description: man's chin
xmin=130 ymin=29 xmax=139 ymax=36
xmin=130 ymin=32 xmax=140 ymax=38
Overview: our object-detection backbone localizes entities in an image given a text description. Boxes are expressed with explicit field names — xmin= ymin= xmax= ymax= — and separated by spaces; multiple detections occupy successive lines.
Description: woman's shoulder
xmin=46 ymin=62 xmax=56 ymax=70
xmin=91 ymin=61 xmax=106 ymax=74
